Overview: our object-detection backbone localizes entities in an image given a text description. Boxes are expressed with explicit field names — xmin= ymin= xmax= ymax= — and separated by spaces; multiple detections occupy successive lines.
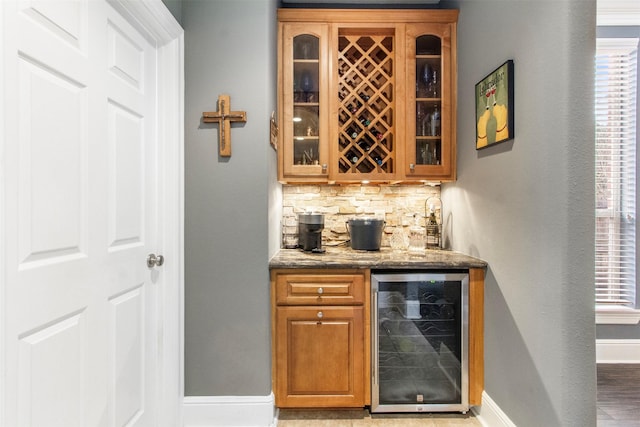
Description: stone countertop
xmin=269 ymin=245 xmax=487 ymax=270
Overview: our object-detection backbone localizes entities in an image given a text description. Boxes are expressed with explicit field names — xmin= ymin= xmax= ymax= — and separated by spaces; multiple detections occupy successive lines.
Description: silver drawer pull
xmin=317 ymin=287 xmax=324 ymax=295
xmin=317 ymin=311 xmax=323 ymax=319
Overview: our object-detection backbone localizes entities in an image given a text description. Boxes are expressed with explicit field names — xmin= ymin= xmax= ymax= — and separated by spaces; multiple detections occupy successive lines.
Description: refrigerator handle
xmin=372 ymin=290 xmax=378 ymax=386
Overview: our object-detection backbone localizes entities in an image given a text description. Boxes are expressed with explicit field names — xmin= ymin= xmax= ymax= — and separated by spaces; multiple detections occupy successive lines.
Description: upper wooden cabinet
xmin=277 ymin=9 xmax=458 ymax=184
xmin=279 ymin=22 xmax=330 ymax=181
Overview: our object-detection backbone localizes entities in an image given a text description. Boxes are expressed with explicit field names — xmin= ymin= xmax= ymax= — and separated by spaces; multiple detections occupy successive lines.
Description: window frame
xmin=595 ymin=26 xmax=640 ymax=325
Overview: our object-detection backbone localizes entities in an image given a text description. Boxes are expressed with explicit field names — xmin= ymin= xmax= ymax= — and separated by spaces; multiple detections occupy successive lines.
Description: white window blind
xmin=595 ymin=38 xmax=638 ymax=308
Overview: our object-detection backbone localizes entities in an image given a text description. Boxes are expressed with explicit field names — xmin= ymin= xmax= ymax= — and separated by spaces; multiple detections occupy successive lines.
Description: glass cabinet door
xmin=416 ymin=35 xmax=442 ymax=166
xmin=406 ymin=24 xmax=455 ymax=181
xmin=281 ymin=24 xmax=329 ymax=180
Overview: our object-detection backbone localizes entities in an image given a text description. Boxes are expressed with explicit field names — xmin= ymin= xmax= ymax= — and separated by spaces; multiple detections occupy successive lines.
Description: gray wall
xmin=183 ymin=0 xmax=278 ymax=396
xmin=161 ymin=0 xmax=182 ymax=25
xmin=441 ymin=0 xmax=597 ymax=425
xmin=598 ymin=322 xmax=640 ymax=340
xmin=181 ymin=1 xmax=599 ymax=425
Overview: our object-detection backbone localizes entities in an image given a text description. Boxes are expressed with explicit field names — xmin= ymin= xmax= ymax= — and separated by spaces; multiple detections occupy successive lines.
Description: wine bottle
xmin=300 ymin=71 xmax=313 ymax=93
xmin=359 ymin=115 xmax=371 ymax=127
xmin=370 ymin=128 xmax=384 ymax=140
xmin=358 ymin=136 xmax=372 ymax=152
xmin=430 ymin=106 xmax=440 ymax=136
xmin=349 ymin=100 xmax=362 ymax=114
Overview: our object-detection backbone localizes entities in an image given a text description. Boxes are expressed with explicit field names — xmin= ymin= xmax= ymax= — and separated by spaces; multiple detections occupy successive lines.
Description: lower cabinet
xmin=271 ymin=269 xmax=369 ymax=408
xmin=270 ymin=267 xmax=483 ymax=409
xmin=275 ymin=306 xmax=365 ymax=407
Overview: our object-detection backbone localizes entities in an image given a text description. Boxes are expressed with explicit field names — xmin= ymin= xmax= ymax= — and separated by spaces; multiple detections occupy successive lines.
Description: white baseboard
xmin=596 ymin=339 xmax=640 ymax=363
xmin=472 ymin=391 xmax=516 ymax=427
xmin=183 ymin=394 xmax=277 ymax=427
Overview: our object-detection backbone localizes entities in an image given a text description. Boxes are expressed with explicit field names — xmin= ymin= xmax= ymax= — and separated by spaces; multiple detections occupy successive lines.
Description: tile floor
xmin=277 ymin=364 xmax=640 ymax=426
xmin=276 ymin=409 xmax=480 ymax=426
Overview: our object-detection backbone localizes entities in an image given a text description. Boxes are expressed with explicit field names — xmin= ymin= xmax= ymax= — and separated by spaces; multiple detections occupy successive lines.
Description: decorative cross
xmin=202 ymin=94 xmax=247 ymax=157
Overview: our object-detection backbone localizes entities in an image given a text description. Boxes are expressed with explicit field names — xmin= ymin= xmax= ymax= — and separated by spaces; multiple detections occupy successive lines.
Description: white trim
xmin=183 ymin=395 xmax=277 ymax=427
xmin=155 ymin=24 xmax=185 ymax=427
xmin=0 ymin=2 xmax=6 ymax=424
xmin=107 ymin=0 xmax=182 ymax=44
xmin=597 ymin=0 xmax=640 ymax=26
xmin=111 ymin=1 xmax=184 ymax=425
xmin=472 ymin=391 xmax=517 ymax=427
xmin=596 ymin=339 xmax=640 ymax=363
xmin=596 ymin=307 xmax=640 ymax=324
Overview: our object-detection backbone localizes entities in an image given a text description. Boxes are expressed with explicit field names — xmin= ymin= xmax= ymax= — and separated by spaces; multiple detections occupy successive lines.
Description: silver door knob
xmin=147 ymin=253 xmax=164 ymax=268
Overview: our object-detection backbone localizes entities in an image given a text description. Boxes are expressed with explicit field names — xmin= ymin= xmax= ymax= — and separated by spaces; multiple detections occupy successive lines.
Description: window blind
xmin=595 ymin=38 xmax=638 ymax=307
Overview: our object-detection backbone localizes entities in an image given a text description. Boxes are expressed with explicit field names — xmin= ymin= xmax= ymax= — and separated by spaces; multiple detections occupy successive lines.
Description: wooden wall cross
xmin=202 ymin=94 xmax=247 ymax=157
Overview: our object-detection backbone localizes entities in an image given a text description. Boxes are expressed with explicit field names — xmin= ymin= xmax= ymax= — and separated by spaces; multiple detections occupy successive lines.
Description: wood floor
xmin=276 ymin=365 xmax=639 ymax=426
xmin=598 ymin=364 xmax=640 ymax=427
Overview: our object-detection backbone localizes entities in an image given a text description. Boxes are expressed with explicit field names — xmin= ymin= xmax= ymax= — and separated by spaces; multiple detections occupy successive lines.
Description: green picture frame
xmin=475 ymin=60 xmax=514 ymax=150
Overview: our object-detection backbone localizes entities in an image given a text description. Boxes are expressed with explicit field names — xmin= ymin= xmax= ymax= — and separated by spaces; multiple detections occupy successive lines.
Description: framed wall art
xmin=475 ymin=60 xmax=514 ymax=149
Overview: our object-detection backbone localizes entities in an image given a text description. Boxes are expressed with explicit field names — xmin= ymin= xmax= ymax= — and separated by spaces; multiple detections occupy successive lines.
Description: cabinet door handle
xmin=321 ymin=164 xmax=327 ymax=173
xmin=317 ymin=311 xmax=323 ymax=319
xmin=317 ymin=287 xmax=324 ymax=295
xmin=409 ymin=163 xmax=415 ymax=172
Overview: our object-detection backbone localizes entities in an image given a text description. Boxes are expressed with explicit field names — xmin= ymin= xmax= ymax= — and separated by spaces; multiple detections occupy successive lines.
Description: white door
xmin=1 ymin=1 xmax=172 ymax=426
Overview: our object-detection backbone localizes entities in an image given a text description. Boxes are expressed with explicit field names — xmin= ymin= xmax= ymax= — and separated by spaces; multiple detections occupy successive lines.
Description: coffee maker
xmin=298 ymin=213 xmax=325 ymax=252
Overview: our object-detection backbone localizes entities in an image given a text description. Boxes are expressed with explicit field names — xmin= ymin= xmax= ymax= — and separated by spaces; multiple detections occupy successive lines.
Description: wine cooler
xmin=371 ymin=271 xmax=469 ymax=413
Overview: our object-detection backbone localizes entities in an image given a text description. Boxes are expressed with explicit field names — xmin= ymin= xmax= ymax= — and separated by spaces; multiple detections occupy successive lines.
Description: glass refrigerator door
xmin=372 ymin=272 xmax=468 ymax=413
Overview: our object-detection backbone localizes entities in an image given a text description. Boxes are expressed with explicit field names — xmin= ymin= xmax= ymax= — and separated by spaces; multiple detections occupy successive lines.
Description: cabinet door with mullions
xmin=279 ymin=23 xmax=330 ymax=181
xmin=406 ymin=23 xmax=457 ymax=181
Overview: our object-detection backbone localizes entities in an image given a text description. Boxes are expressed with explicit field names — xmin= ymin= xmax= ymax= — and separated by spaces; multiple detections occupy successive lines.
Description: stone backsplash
xmin=281 ymin=184 xmax=442 ymax=249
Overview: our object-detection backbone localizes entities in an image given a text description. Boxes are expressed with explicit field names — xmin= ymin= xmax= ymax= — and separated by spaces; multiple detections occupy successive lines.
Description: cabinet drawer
xmin=274 ymin=271 xmax=365 ymax=305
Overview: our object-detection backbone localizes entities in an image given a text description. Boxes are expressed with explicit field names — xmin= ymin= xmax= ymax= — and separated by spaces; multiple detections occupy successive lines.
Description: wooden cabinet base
xmin=275 ymin=306 xmax=365 ymax=408
xmin=271 ymin=267 xmax=482 ymax=408
xmin=271 ymin=269 xmax=370 ymax=408
xmin=468 ymin=268 xmax=485 ymax=406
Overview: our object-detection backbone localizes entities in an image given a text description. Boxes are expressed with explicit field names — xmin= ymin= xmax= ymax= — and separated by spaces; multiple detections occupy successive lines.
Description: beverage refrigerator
xmin=371 ymin=271 xmax=469 ymax=413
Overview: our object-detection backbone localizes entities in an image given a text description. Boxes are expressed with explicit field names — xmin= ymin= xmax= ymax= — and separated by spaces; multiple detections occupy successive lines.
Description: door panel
xmin=107 ymin=22 xmax=144 ymax=90
xmin=275 ymin=306 xmax=365 ymax=407
xmin=110 ymin=286 xmax=145 ymax=426
xmin=3 ymin=1 xmax=160 ymax=426
xmin=18 ymin=311 xmax=85 ymax=427
xmin=105 ymin=5 xmax=158 ymax=426
xmin=107 ymin=101 xmax=144 ymax=249
xmin=18 ymin=54 xmax=88 ymax=266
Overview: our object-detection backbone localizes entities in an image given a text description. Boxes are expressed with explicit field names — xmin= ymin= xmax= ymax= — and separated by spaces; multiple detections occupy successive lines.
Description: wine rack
xmin=337 ymin=31 xmax=395 ymax=177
